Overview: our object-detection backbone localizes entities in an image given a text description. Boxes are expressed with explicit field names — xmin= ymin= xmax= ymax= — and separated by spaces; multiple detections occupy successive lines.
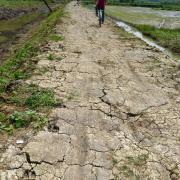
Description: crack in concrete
xmin=1 ymin=2 xmax=180 ymax=180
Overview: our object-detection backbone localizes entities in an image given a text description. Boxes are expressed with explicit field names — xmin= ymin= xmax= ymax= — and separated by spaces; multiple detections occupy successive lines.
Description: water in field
xmin=107 ymin=6 xmax=180 ymax=29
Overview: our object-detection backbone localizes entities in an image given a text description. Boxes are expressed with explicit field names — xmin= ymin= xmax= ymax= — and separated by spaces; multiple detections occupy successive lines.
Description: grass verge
xmin=0 ymin=1 xmax=68 ymax=134
xmin=134 ymin=24 xmax=180 ymax=55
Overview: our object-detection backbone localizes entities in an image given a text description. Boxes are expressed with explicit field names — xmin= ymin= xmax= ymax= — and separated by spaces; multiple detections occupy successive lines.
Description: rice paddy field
xmin=106 ymin=6 xmax=180 ymax=29
xmin=106 ymin=6 xmax=180 ymax=56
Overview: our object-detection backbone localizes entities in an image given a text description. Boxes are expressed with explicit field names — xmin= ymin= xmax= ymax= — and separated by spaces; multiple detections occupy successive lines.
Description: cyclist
xmin=96 ymin=0 xmax=106 ymax=23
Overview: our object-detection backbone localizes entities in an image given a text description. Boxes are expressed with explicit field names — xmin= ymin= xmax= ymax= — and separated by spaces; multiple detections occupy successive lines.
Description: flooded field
xmin=106 ymin=6 xmax=180 ymax=29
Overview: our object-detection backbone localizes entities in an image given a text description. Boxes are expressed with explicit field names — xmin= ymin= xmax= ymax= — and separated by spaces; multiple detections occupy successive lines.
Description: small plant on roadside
xmin=9 ymin=110 xmax=35 ymax=128
xmin=112 ymin=158 xmax=118 ymax=165
xmin=25 ymin=89 xmax=57 ymax=109
xmin=0 ymin=110 xmax=48 ymax=134
xmin=0 ymin=112 xmax=12 ymax=134
xmin=33 ymin=116 xmax=48 ymax=130
xmin=49 ymin=34 xmax=64 ymax=42
xmin=119 ymin=165 xmax=134 ymax=177
xmin=0 ymin=112 xmax=6 ymax=122
xmin=126 ymin=154 xmax=149 ymax=166
xmin=48 ymin=53 xmax=55 ymax=60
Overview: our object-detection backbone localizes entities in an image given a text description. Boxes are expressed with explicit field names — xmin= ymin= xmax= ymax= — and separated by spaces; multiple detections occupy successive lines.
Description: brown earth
xmin=0 ymin=2 xmax=180 ymax=180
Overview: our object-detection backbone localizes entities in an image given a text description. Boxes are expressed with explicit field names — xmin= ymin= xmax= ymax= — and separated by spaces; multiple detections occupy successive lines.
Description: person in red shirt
xmin=96 ymin=0 xmax=106 ymax=23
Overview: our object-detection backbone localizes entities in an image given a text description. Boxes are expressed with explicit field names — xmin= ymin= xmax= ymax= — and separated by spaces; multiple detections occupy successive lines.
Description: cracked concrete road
xmin=1 ymin=2 xmax=180 ymax=180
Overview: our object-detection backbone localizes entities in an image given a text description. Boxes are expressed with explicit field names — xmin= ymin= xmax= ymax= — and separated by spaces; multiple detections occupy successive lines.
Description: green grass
xmin=0 ymin=110 xmax=48 ymax=135
xmin=25 ymin=89 xmax=58 ymax=109
xmin=4 ymin=84 xmax=60 ymax=108
xmin=48 ymin=34 xmax=64 ymax=42
xmin=135 ymin=24 xmax=180 ymax=55
xmin=48 ymin=53 xmax=55 ymax=60
xmin=0 ymin=1 xmax=68 ymax=134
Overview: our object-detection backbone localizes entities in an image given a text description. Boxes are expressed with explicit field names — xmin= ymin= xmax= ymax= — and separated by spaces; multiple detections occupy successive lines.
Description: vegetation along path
xmin=1 ymin=2 xmax=180 ymax=179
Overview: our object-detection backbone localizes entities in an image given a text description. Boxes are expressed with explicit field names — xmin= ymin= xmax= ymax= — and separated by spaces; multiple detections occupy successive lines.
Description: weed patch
xmin=25 ymin=89 xmax=58 ymax=109
xmin=126 ymin=154 xmax=149 ymax=166
xmin=48 ymin=53 xmax=55 ymax=60
xmin=49 ymin=34 xmax=64 ymax=42
xmin=0 ymin=110 xmax=47 ymax=135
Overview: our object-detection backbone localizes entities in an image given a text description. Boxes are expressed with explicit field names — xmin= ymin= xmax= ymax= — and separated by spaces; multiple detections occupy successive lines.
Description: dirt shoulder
xmin=0 ymin=2 xmax=180 ymax=179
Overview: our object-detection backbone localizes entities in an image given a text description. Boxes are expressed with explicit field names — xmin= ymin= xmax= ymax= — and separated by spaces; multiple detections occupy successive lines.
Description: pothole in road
xmin=48 ymin=121 xmax=59 ymax=133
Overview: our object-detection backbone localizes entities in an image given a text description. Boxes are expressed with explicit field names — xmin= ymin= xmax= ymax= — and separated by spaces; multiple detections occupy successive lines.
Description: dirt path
xmin=1 ymin=2 xmax=180 ymax=180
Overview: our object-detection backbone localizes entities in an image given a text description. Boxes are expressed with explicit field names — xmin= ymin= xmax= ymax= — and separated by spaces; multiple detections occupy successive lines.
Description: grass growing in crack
xmin=126 ymin=154 xmax=149 ymax=166
xmin=112 ymin=154 xmax=148 ymax=179
xmin=119 ymin=165 xmax=135 ymax=177
xmin=48 ymin=53 xmax=55 ymax=60
xmin=48 ymin=54 xmax=65 ymax=61
xmin=35 ymin=67 xmax=50 ymax=75
xmin=112 ymin=158 xmax=118 ymax=165
xmin=49 ymin=34 xmax=64 ymax=42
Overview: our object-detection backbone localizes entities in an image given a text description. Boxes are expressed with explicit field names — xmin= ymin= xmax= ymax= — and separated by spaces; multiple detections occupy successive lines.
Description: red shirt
xmin=97 ymin=0 xmax=105 ymax=9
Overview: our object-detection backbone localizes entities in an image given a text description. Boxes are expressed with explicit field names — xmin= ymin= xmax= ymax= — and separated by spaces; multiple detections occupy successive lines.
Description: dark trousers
xmin=95 ymin=6 xmax=105 ymax=23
